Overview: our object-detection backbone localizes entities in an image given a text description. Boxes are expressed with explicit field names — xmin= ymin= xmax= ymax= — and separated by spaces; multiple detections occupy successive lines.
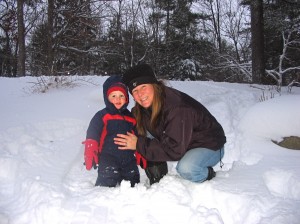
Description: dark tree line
xmin=0 ymin=0 xmax=299 ymax=86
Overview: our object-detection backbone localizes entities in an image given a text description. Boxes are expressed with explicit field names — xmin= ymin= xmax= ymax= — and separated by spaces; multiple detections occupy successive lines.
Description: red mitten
xmin=135 ymin=151 xmax=147 ymax=169
xmin=82 ymin=139 xmax=99 ymax=170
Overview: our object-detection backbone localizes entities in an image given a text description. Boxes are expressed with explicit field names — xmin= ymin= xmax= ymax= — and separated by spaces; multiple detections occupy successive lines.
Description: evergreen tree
xmin=29 ymin=0 xmax=99 ymax=76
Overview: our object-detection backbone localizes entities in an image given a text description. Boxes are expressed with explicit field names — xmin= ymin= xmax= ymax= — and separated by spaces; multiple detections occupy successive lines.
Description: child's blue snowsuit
xmin=85 ymin=75 xmax=140 ymax=187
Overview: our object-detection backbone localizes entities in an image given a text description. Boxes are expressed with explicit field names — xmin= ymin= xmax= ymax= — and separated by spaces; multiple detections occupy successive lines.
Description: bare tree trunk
xmin=3 ymin=30 xmax=13 ymax=76
xmin=47 ymin=0 xmax=54 ymax=76
xmin=165 ymin=0 xmax=171 ymax=68
xmin=209 ymin=0 xmax=222 ymax=53
xmin=17 ymin=0 xmax=25 ymax=77
xmin=251 ymin=0 xmax=265 ymax=83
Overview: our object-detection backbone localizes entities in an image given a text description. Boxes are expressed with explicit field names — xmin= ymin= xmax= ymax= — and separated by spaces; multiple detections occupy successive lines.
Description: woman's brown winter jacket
xmin=136 ymin=86 xmax=226 ymax=161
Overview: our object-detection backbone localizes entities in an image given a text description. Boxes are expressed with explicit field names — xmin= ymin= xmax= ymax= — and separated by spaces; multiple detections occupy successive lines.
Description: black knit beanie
xmin=123 ymin=64 xmax=158 ymax=93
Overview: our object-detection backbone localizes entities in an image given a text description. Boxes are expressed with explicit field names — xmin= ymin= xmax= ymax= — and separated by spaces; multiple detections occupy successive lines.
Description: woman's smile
xmin=132 ymin=84 xmax=154 ymax=108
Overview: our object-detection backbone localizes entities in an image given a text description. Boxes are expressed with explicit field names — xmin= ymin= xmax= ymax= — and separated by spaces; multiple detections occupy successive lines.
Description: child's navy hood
xmin=103 ymin=75 xmax=129 ymax=112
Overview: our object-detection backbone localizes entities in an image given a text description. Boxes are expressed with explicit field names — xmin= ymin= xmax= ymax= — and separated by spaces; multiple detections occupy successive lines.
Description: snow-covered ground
xmin=0 ymin=76 xmax=299 ymax=224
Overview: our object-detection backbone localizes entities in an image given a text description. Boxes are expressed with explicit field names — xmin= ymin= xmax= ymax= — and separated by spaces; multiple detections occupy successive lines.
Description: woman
xmin=114 ymin=64 xmax=226 ymax=185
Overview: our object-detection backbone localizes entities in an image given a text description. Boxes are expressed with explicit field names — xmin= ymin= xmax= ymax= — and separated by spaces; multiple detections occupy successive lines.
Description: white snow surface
xmin=0 ymin=76 xmax=300 ymax=224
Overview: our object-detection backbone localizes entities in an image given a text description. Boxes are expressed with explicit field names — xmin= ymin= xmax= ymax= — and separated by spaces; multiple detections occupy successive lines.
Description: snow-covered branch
xmin=266 ymin=26 xmax=300 ymax=93
xmin=217 ymin=53 xmax=252 ymax=81
xmin=57 ymin=45 xmax=121 ymax=56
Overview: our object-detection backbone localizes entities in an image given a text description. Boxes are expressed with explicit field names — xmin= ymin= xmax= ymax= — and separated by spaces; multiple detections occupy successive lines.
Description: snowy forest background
xmin=0 ymin=0 xmax=300 ymax=89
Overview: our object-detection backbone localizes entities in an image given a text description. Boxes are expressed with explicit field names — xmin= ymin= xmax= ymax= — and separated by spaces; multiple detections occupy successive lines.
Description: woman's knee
xmin=176 ymin=147 xmax=224 ymax=182
xmin=176 ymin=163 xmax=207 ymax=182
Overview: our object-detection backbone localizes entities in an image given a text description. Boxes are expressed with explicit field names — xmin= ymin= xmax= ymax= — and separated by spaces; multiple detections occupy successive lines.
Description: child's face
xmin=108 ymin=90 xmax=127 ymax=109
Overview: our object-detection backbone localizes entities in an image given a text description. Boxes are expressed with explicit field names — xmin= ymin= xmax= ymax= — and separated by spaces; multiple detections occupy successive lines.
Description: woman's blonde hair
xmin=132 ymin=81 xmax=165 ymax=136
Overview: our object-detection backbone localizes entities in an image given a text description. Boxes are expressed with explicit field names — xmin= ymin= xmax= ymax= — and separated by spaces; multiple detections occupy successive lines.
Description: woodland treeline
xmin=0 ymin=0 xmax=299 ymax=86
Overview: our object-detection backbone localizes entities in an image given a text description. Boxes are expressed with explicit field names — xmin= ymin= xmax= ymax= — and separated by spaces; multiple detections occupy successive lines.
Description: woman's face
xmin=131 ymin=84 xmax=154 ymax=109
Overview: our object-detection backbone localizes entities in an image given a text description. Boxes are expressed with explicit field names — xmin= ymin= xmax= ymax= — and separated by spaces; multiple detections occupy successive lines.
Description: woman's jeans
xmin=176 ymin=147 xmax=224 ymax=183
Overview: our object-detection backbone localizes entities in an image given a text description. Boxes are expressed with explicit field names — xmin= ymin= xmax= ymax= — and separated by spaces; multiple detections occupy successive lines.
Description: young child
xmin=83 ymin=75 xmax=140 ymax=187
